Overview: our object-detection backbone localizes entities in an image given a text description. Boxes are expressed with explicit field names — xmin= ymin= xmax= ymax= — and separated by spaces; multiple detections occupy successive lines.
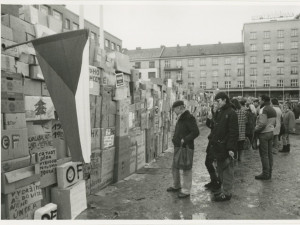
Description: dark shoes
xmin=204 ymin=181 xmax=221 ymax=192
xmin=255 ymin=174 xmax=270 ymax=180
xmin=214 ymin=193 xmax=232 ymax=202
xmin=166 ymin=187 xmax=181 ymax=192
xmin=178 ymin=192 xmax=190 ymax=198
xmin=279 ymin=144 xmax=290 ymax=153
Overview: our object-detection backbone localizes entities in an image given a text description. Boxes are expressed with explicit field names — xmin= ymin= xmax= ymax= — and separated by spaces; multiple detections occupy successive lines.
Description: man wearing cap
xmin=167 ymin=100 xmax=200 ymax=198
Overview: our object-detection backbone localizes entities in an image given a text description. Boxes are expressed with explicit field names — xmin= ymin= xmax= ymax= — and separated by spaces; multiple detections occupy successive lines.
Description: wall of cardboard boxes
xmin=1 ymin=6 xmax=175 ymax=220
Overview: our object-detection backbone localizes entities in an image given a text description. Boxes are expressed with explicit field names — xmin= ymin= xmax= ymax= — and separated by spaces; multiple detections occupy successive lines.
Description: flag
xmin=32 ymin=29 xmax=91 ymax=163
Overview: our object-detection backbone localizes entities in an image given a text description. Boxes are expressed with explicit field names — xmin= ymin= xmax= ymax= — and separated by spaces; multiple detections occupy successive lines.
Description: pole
xmin=2 ymin=40 xmax=33 ymax=50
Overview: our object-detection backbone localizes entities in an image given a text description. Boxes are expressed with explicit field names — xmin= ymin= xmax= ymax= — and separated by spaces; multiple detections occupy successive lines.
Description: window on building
xmin=149 ymin=61 xmax=155 ymax=68
xmin=117 ymin=45 xmax=121 ymax=52
xmin=238 ymin=81 xmax=244 ymax=88
xmin=250 ymin=32 xmax=257 ymax=40
xmin=65 ymin=19 xmax=70 ymax=29
xmin=212 ymin=58 xmax=218 ymax=65
xmin=200 ymin=58 xmax=206 ymax=66
xmin=291 ymin=79 xmax=298 ymax=87
xmin=225 ymin=57 xmax=231 ymax=65
xmin=225 ymin=69 xmax=231 ymax=77
xmin=176 ymin=60 xmax=182 ymax=67
xmin=277 ymin=80 xmax=284 ymax=87
xmin=276 ymin=54 xmax=284 ymax=63
xmin=263 ymin=55 xmax=271 ymax=63
xmin=177 ymin=71 xmax=182 ymax=80
xmin=237 ymin=68 xmax=244 ymax=76
xmin=264 ymin=79 xmax=270 ymax=87
xmin=277 ymin=42 xmax=284 ymax=50
xmin=250 ymin=44 xmax=257 ymax=51
xmin=291 ymin=67 xmax=298 ymax=75
xmin=188 ymin=82 xmax=194 ymax=87
xmin=188 ymin=59 xmax=194 ymax=67
xmin=53 ymin=10 xmax=63 ymax=21
xmin=165 ymin=71 xmax=171 ymax=79
xmin=277 ymin=67 xmax=284 ymax=75
xmin=111 ymin=42 xmax=115 ymax=50
xmin=40 ymin=5 xmax=50 ymax=15
xmin=188 ymin=71 xmax=194 ymax=78
xmin=291 ymin=54 xmax=298 ymax=62
xmin=200 ymin=70 xmax=206 ymax=78
xmin=212 ymin=70 xmax=218 ymax=77
xmin=250 ymin=68 xmax=257 ymax=76
xmin=148 ymin=72 xmax=156 ymax=79
xmin=135 ymin=62 xmax=141 ymax=69
xmin=263 ymin=43 xmax=271 ymax=51
xmin=212 ymin=82 xmax=218 ymax=88
xmin=105 ymin=39 xmax=109 ymax=48
xmin=200 ymin=82 xmax=206 ymax=89
xmin=225 ymin=81 xmax=231 ymax=88
xmin=291 ymin=29 xmax=298 ymax=37
xmin=291 ymin=42 xmax=298 ymax=49
xmin=250 ymin=80 xmax=257 ymax=87
xmin=238 ymin=57 xmax=244 ymax=64
xmin=73 ymin=23 xmax=79 ymax=30
xmin=277 ymin=30 xmax=284 ymax=38
xmin=165 ymin=60 xmax=170 ymax=68
xmin=90 ymin=32 xmax=96 ymax=40
xmin=264 ymin=31 xmax=270 ymax=39
xmin=250 ymin=56 xmax=257 ymax=64
xmin=264 ymin=68 xmax=271 ymax=76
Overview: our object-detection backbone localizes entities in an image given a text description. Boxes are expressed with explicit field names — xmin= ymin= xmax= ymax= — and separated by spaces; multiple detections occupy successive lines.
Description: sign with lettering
xmin=34 ymin=203 xmax=57 ymax=220
xmin=89 ymin=66 xmax=101 ymax=96
xmin=57 ymin=161 xmax=83 ymax=189
xmin=101 ymin=128 xmax=115 ymax=149
xmin=28 ymin=133 xmax=53 ymax=154
xmin=115 ymin=72 xmax=124 ymax=88
xmin=25 ymin=96 xmax=55 ymax=121
xmin=5 ymin=181 xmax=42 ymax=219
xmin=91 ymin=128 xmax=100 ymax=151
xmin=38 ymin=148 xmax=57 ymax=188
xmin=3 ymin=113 xmax=26 ymax=130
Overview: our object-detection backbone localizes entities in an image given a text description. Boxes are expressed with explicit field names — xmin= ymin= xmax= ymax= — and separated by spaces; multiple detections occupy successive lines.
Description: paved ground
xmin=76 ymin=125 xmax=300 ymax=220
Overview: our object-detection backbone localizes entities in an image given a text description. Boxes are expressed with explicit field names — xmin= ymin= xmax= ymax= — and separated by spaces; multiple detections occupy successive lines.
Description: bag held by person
xmin=173 ymin=145 xmax=194 ymax=170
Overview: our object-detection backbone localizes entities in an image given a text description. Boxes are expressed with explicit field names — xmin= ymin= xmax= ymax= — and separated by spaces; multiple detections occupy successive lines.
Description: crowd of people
xmin=167 ymin=92 xmax=298 ymax=201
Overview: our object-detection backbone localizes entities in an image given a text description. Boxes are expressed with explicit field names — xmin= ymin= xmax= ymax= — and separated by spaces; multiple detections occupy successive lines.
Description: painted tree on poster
xmin=35 ymin=99 xmax=47 ymax=116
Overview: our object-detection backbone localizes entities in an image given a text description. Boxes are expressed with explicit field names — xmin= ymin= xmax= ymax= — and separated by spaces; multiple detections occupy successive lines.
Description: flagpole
xmin=2 ymin=40 xmax=34 ymax=50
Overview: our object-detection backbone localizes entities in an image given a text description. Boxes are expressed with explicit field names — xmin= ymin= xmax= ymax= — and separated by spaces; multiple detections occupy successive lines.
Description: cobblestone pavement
xmin=76 ymin=125 xmax=300 ymax=220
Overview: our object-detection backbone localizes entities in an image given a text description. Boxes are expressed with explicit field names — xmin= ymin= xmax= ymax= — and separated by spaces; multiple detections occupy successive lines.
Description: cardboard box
xmin=56 ymin=161 xmax=83 ymax=189
xmin=129 ymin=145 xmax=137 ymax=174
xmin=90 ymin=95 xmax=96 ymax=128
xmin=90 ymin=150 xmax=102 ymax=194
xmin=51 ymin=180 xmax=87 ymax=219
xmin=1 ymin=25 xmax=13 ymax=41
xmin=23 ymin=78 xmax=42 ymax=96
xmin=29 ymin=65 xmax=44 ymax=80
xmin=41 ymin=82 xmax=50 ymax=96
xmin=100 ymin=127 xmax=115 ymax=149
xmin=137 ymin=144 xmax=146 ymax=170
xmin=15 ymin=61 xmax=30 ymax=77
xmin=1 ymin=128 xmax=29 ymax=162
xmin=2 ymin=14 xmax=35 ymax=39
xmin=1 ymin=55 xmax=16 ymax=73
xmin=115 ymin=114 xmax=129 ymax=136
xmin=34 ymin=203 xmax=57 ymax=220
xmin=3 ymin=113 xmax=26 ymax=130
xmin=51 ymin=119 xmax=69 ymax=159
xmin=1 ymin=154 xmax=37 ymax=173
xmin=108 ymin=114 xmax=115 ymax=127
xmin=116 ymin=99 xmax=130 ymax=115
xmin=19 ymin=52 xmax=36 ymax=64
xmin=3 ymin=182 xmax=42 ymax=219
xmin=89 ymin=65 xmax=101 ymax=96
xmin=91 ymin=128 xmax=101 ymax=151
xmin=25 ymin=96 xmax=55 ymax=121
xmin=100 ymin=85 xmax=113 ymax=99
xmin=113 ymin=147 xmax=131 ymax=182
xmin=1 ymin=71 xmax=23 ymax=94
xmin=34 ymin=24 xmax=56 ymax=38
xmin=113 ymin=86 xmax=128 ymax=101
xmin=94 ymin=96 xmax=102 ymax=128
xmin=100 ymin=114 xmax=109 ymax=129
xmin=38 ymin=148 xmax=57 ymax=188
xmin=107 ymin=51 xmax=131 ymax=74
xmin=47 ymin=15 xmax=63 ymax=33
xmin=115 ymin=135 xmax=130 ymax=149
xmin=1 ymin=164 xmax=40 ymax=194
xmin=1 ymin=38 xmax=19 ymax=57
xmin=100 ymin=147 xmax=115 ymax=188
xmin=40 ymin=184 xmax=53 ymax=206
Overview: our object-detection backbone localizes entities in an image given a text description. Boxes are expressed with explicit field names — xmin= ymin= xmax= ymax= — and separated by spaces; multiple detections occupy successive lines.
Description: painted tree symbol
xmin=35 ymin=99 xmax=47 ymax=116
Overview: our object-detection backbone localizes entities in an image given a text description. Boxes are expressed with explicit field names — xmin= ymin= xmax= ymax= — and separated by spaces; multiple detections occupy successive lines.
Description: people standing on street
xmin=253 ymin=98 xmax=260 ymax=116
xmin=271 ymin=98 xmax=282 ymax=154
xmin=231 ymin=99 xmax=246 ymax=161
xmin=167 ymin=100 xmax=200 ymax=198
xmin=252 ymin=98 xmax=260 ymax=150
xmin=279 ymin=102 xmax=296 ymax=153
xmin=210 ymin=92 xmax=239 ymax=201
xmin=245 ymin=103 xmax=256 ymax=150
xmin=204 ymin=102 xmax=221 ymax=191
xmin=254 ymin=95 xmax=277 ymax=180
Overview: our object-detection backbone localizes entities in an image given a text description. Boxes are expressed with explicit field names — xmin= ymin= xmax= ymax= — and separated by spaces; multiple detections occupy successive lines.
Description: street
xmin=76 ymin=125 xmax=300 ymax=220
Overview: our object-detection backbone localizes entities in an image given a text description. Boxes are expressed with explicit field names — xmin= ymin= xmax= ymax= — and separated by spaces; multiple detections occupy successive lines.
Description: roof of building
xmin=125 ymin=47 xmax=164 ymax=60
xmin=161 ymin=42 xmax=244 ymax=58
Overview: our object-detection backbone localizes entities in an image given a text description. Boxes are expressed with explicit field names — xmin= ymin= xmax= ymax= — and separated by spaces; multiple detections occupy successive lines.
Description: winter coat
xmin=172 ymin=110 xmax=200 ymax=149
xmin=236 ymin=109 xmax=246 ymax=141
xmin=210 ymin=103 xmax=239 ymax=161
xmin=273 ymin=106 xmax=282 ymax=136
xmin=255 ymin=103 xmax=277 ymax=134
xmin=293 ymin=104 xmax=300 ymax=119
xmin=245 ymin=109 xmax=256 ymax=136
xmin=283 ymin=110 xmax=296 ymax=133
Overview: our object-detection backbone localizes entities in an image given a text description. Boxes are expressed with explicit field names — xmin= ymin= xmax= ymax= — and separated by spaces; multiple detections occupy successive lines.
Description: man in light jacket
xmin=271 ymin=98 xmax=282 ymax=154
xmin=255 ymin=95 xmax=277 ymax=180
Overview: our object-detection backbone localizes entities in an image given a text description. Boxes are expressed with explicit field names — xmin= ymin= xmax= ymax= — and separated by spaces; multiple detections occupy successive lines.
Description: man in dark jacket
xmin=167 ymin=100 xmax=200 ymax=198
xmin=210 ymin=92 xmax=239 ymax=201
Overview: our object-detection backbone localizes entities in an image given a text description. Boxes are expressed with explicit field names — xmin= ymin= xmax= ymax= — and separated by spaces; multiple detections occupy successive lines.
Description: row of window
xmin=104 ymin=39 xmax=121 ymax=52
xmin=250 ymin=67 xmax=299 ymax=76
xmin=249 ymin=41 xmax=298 ymax=51
xmin=163 ymin=57 xmax=245 ymax=67
xmin=249 ymin=79 xmax=299 ymax=87
xmin=250 ymin=29 xmax=298 ymax=40
xmin=250 ymin=54 xmax=298 ymax=64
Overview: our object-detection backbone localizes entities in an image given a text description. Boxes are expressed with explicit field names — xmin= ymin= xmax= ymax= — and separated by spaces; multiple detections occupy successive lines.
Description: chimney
xmin=136 ymin=47 xmax=141 ymax=50
xmin=187 ymin=44 xmax=191 ymax=47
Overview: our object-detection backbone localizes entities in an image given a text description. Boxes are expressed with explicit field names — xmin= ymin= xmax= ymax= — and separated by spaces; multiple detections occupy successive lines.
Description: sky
xmin=64 ymin=1 xmax=300 ymax=50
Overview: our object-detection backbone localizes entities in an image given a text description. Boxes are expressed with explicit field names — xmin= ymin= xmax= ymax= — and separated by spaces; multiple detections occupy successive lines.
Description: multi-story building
xmin=243 ymin=18 xmax=300 ymax=100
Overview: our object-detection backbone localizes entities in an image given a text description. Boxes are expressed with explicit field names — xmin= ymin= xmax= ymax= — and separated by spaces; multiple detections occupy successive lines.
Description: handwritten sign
xmin=91 ymin=128 xmax=100 ymax=151
xmin=38 ymin=148 xmax=57 ymax=188
xmin=6 ymin=181 xmax=42 ymax=219
xmin=25 ymin=96 xmax=55 ymax=121
xmin=89 ymin=66 xmax=101 ymax=95
xmin=28 ymin=133 xmax=53 ymax=154
xmin=57 ymin=162 xmax=83 ymax=189
xmin=101 ymin=128 xmax=115 ymax=149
